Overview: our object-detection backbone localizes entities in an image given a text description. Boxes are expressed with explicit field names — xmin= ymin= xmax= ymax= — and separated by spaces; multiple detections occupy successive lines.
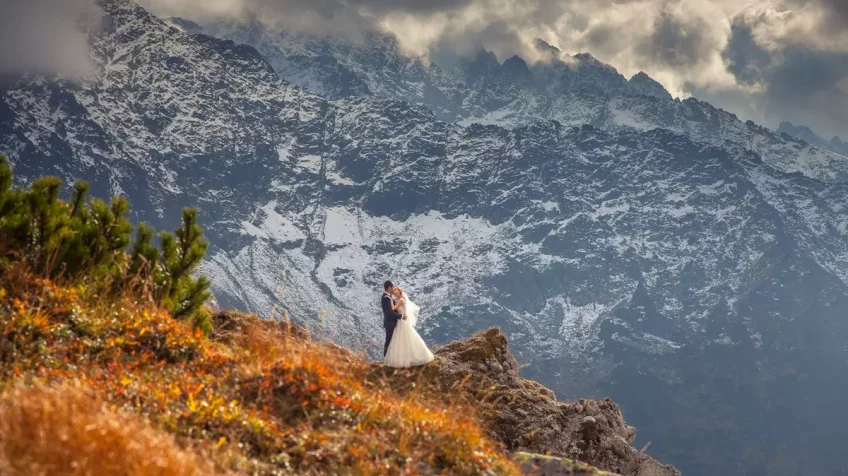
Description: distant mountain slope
xmin=3 ymin=1 xmax=848 ymax=475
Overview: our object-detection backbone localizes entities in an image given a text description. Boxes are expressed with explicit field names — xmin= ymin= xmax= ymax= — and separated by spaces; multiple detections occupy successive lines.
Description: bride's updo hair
xmin=384 ymin=280 xmax=394 ymax=291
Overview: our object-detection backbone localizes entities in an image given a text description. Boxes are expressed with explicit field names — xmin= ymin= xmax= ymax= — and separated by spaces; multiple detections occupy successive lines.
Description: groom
xmin=381 ymin=280 xmax=403 ymax=356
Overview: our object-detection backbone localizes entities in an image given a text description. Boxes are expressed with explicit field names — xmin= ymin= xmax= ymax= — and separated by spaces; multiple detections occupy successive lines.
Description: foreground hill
xmin=0 ymin=264 xmax=674 ymax=474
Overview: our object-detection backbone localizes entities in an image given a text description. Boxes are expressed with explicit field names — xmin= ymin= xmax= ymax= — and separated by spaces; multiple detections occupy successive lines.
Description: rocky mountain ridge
xmin=2 ymin=1 xmax=848 ymax=474
xmin=777 ymin=121 xmax=848 ymax=156
xmin=194 ymin=21 xmax=848 ymax=184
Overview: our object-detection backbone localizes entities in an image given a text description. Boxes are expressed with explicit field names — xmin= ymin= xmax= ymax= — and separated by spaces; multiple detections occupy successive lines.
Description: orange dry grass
xmin=0 ymin=385 xmax=213 ymax=476
xmin=0 ymin=267 xmax=518 ymax=475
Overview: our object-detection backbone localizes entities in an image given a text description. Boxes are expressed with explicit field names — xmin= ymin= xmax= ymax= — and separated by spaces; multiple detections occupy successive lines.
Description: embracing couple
xmin=381 ymin=281 xmax=435 ymax=368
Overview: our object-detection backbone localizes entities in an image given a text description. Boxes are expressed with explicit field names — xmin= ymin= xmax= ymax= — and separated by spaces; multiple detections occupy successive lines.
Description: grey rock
xmin=369 ymin=328 xmax=679 ymax=476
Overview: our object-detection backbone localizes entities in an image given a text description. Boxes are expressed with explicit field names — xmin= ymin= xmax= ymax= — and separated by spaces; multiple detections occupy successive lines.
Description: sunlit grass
xmin=0 ymin=384 xmax=215 ymax=476
xmin=0 ymin=264 xmax=517 ymax=474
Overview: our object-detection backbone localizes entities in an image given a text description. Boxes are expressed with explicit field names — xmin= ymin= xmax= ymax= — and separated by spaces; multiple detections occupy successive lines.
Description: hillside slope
xmin=0 ymin=262 xmax=674 ymax=474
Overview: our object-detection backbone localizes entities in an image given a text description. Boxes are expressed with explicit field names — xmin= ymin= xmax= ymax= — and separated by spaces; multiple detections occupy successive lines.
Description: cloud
xmin=140 ymin=0 xmax=740 ymax=96
xmin=139 ymin=0 xmax=378 ymax=41
xmin=139 ymin=0 xmax=473 ymax=42
xmin=0 ymin=0 xmax=100 ymax=77
xmin=715 ymin=2 xmax=848 ymax=139
xmin=139 ymin=0 xmax=848 ymax=138
xmin=813 ymin=0 xmax=848 ymax=32
xmin=763 ymin=50 xmax=848 ymax=140
xmin=347 ymin=0 xmax=472 ymax=14
xmin=724 ymin=20 xmax=774 ymax=86
xmin=378 ymin=0 xmax=848 ymax=139
xmin=722 ymin=14 xmax=848 ymax=139
xmin=300 ymin=0 xmax=742 ymax=97
xmin=736 ymin=1 xmax=848 ymax=52
xmin=11 ymin=0 xmax=834 ymax=139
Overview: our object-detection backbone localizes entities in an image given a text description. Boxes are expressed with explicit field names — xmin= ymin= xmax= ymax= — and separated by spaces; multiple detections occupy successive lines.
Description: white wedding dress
xmin=384 ymin=292 xmax=435 ymax=368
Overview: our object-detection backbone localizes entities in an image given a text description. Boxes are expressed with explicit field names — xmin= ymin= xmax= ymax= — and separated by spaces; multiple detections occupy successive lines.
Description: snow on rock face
xmin=191 ymin=116 xmax=848 ymax=378
xmin=4 ymin=1 xmax=848 ymax=474
xmin=209 ymin=206 xmax=514 ymax=345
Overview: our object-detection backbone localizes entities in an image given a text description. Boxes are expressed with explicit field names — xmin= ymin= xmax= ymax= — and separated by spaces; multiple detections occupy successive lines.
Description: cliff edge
xmin=369 ymin=328 xmax=680 ymax=476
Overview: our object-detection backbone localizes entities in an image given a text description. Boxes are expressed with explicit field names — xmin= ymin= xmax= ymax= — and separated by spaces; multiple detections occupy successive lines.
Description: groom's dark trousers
xmin=381 ymin=293 xmax=403 ymax=356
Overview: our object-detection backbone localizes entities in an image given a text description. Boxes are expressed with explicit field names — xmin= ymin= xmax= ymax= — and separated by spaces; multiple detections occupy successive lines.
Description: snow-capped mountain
xmin=195 ymin=22 xmax=848 ymax=184
xmin=777 ymin=121 xmax=848 ymax=157
xmin=3 ymin=1 xmax=848 ymax=474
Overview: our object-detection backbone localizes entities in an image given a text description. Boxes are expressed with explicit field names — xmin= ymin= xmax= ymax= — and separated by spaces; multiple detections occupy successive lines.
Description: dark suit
xmin=381 ymin=293 xmax=403 ymax=356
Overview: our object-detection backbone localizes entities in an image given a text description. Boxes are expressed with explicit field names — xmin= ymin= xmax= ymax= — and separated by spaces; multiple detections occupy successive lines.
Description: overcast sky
xmin=4 ymin=0 xmax=847 ymax=140
xmin=0 ymin=0 xmax=98 ymax=78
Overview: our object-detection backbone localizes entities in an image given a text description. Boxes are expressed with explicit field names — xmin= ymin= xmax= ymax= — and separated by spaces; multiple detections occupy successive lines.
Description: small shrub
xmin=156 ymin=208 xmax=211 ymax=322
xmin=0 ymin=154 xmax=210 ymax=327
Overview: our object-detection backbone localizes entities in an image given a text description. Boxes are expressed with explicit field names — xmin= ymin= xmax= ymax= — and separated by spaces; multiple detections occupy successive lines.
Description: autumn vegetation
xmin=0 ymin=154 xmax=518 ymax=475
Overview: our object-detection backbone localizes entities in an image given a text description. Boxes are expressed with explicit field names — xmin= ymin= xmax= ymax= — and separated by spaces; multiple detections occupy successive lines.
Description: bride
xmin=384 ymin=286 xmax=434 ymax=368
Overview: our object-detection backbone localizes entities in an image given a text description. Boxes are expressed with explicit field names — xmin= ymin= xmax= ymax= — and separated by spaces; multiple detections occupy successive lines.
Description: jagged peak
xmin=453 ymin=49 xmax=508 ymax=82
xmin=364 ymin=29 xmax=401 ymax=51
xmin=571 ymin=52 xmax=625 ymax=78
xmin=630 ymin=71 xmax=652 ymax=82
xmin=533 ymin=38 xmax=562 ymax=58
xmin=474 ymin=49 xmax=500 ymax=64
xmin=165 ymin=16 xmax=203 ymax=34
xmin=627 ymin=71 xmax=672 ymax=99
xmin=574 ymin=52 xmax=601 ymax=64
xmin=503 ymin=55 xmax=532 ymax=78
xmin=776 ymin=121 xmax=848 ymax=156
xmin=504 ymin=54 xmax=528 ymax=69
xmin=777 ymin=121 xmax=812 ymax=133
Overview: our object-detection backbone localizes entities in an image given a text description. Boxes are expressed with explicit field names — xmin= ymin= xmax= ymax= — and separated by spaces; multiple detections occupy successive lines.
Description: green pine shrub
xmin=0 ymin=154 xmax=211 ymax=330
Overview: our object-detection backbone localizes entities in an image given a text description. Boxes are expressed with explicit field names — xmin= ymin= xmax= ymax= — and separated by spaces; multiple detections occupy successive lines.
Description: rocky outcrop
xmin=368 ymin=328 xmax=679 ymax=476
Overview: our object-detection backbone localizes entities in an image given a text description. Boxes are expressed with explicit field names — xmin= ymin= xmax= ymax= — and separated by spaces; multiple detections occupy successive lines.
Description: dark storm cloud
xmin=345 ymin=0 xmax=472 ymax=13
xmin=724 ymin=21 xmax=774 ymax=86
xmin=768 ymin=49 xmax=848 ymax=98
xmin=722 ymin=18 xmax=848 ymax=139
xmin=816 ymin=0 xmax=848 ymax=29
xmin=761 ymin=49 xmax=848 ymax=139
xmin=582 ymin=23 xmax=619 ymax=58
xmin=141 ymin=0 xmax=472 ymax=41
xmin=641 ymin=8 xmax=714 ymax=67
